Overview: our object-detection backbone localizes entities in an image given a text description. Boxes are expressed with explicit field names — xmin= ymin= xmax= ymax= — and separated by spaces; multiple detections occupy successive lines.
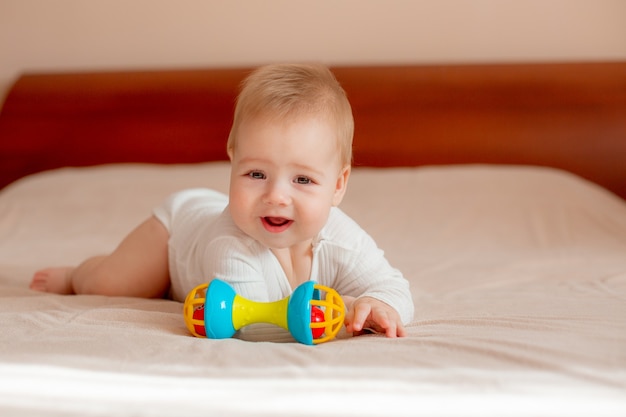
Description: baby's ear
xmin=332 ymin=165 xmax=351 ymax=206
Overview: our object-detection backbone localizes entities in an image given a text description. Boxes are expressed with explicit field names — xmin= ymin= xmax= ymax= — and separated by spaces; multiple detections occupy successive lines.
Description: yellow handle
xmin=232 ymin=295 xmax=290 ymax=331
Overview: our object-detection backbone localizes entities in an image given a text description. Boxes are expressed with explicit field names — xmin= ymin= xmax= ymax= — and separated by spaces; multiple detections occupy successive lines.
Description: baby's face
xmin=228 ymin=115 xmax=350 ymax=250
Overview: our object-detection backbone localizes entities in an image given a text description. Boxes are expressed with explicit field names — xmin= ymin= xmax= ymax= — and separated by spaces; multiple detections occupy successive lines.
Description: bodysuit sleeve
xmin=316 ymin=209 xmax=415 ymax=325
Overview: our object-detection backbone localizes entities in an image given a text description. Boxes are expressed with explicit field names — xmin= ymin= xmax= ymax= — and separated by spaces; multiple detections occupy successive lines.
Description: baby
xmin=30 ymin=63 xmax=414 ymax=339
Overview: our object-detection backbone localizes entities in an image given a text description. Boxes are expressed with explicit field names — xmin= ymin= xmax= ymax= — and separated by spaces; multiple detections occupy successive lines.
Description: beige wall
xmin=1 ymin=0 xmax=625 ymax=101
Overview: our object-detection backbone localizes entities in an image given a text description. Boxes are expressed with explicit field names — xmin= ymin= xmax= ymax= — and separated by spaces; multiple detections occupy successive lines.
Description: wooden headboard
xmin=1 ymin=62 xmax=625 ymax=198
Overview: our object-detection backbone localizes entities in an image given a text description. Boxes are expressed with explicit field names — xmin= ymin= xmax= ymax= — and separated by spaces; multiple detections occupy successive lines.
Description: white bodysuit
xmin=153 ymin=188 xmax=414 ymax=339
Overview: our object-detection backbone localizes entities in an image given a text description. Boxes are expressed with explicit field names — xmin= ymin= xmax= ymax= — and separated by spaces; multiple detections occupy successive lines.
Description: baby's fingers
xmin=344 ymin=302 xmax=371 ymax=333
xmin=344 ymin=297 xmax=407 ymax=338
xmin=369 ymin=308 xmax=398 ymax=338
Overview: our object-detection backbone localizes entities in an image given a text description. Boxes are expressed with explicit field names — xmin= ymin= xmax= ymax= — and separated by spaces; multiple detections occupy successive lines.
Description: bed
xmin=0 ymin=62 xmax=625 ymax=416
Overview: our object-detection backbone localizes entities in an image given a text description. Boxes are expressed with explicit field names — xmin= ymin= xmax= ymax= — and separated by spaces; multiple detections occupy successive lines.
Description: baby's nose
xmin=263 ymin=181 xmax=291 ymax=205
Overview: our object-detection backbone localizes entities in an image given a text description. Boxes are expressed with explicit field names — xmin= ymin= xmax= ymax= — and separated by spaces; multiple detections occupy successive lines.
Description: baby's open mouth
xmin=264 ymin=217 xmax=290 ymax=227
xmin=261 ymin=216 xmax=293 ymax=232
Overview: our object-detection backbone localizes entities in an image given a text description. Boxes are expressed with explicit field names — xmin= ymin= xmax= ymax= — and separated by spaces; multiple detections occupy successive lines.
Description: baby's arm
xmin=343 ymin=296 xmax=406 ymax=338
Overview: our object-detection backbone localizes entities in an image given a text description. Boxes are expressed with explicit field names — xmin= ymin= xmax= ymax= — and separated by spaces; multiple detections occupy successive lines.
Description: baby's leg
xmin=29 ymin=216 xmax=170 ymax=298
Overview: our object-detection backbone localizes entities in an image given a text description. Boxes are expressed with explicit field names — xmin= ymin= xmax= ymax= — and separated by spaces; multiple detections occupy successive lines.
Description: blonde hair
xmin=227 ymin=63 xmax=354 ymax=167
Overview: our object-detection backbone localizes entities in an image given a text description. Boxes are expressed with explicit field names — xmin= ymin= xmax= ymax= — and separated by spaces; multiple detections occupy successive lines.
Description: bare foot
xmin=30 ymin=267 xmax=75 ymax=294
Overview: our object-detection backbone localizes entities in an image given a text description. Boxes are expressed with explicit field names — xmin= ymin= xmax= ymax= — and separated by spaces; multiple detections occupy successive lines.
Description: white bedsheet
xmin=1 ymin=163 xmax=625 ymax=416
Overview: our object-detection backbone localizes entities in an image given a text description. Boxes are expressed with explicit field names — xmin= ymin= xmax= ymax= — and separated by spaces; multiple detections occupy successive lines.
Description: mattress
xmin=0 ymin=162 xmax=625 ymax=416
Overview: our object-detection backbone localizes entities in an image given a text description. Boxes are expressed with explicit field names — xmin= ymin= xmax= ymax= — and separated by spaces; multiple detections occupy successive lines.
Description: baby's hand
xmin=343 ymin=296 xmax=406 ymax=338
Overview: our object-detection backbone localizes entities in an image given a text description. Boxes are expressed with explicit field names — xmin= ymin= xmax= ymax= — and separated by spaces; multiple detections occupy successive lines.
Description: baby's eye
xmin=248 ymin=171 xmax=266 ymax=180
xmin=294 ymin=176 xmax=312 ymax=185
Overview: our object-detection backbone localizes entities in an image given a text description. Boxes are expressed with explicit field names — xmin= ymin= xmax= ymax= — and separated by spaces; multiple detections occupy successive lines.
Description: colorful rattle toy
xmin=183 ymin=279 xmax=346 ymax=345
